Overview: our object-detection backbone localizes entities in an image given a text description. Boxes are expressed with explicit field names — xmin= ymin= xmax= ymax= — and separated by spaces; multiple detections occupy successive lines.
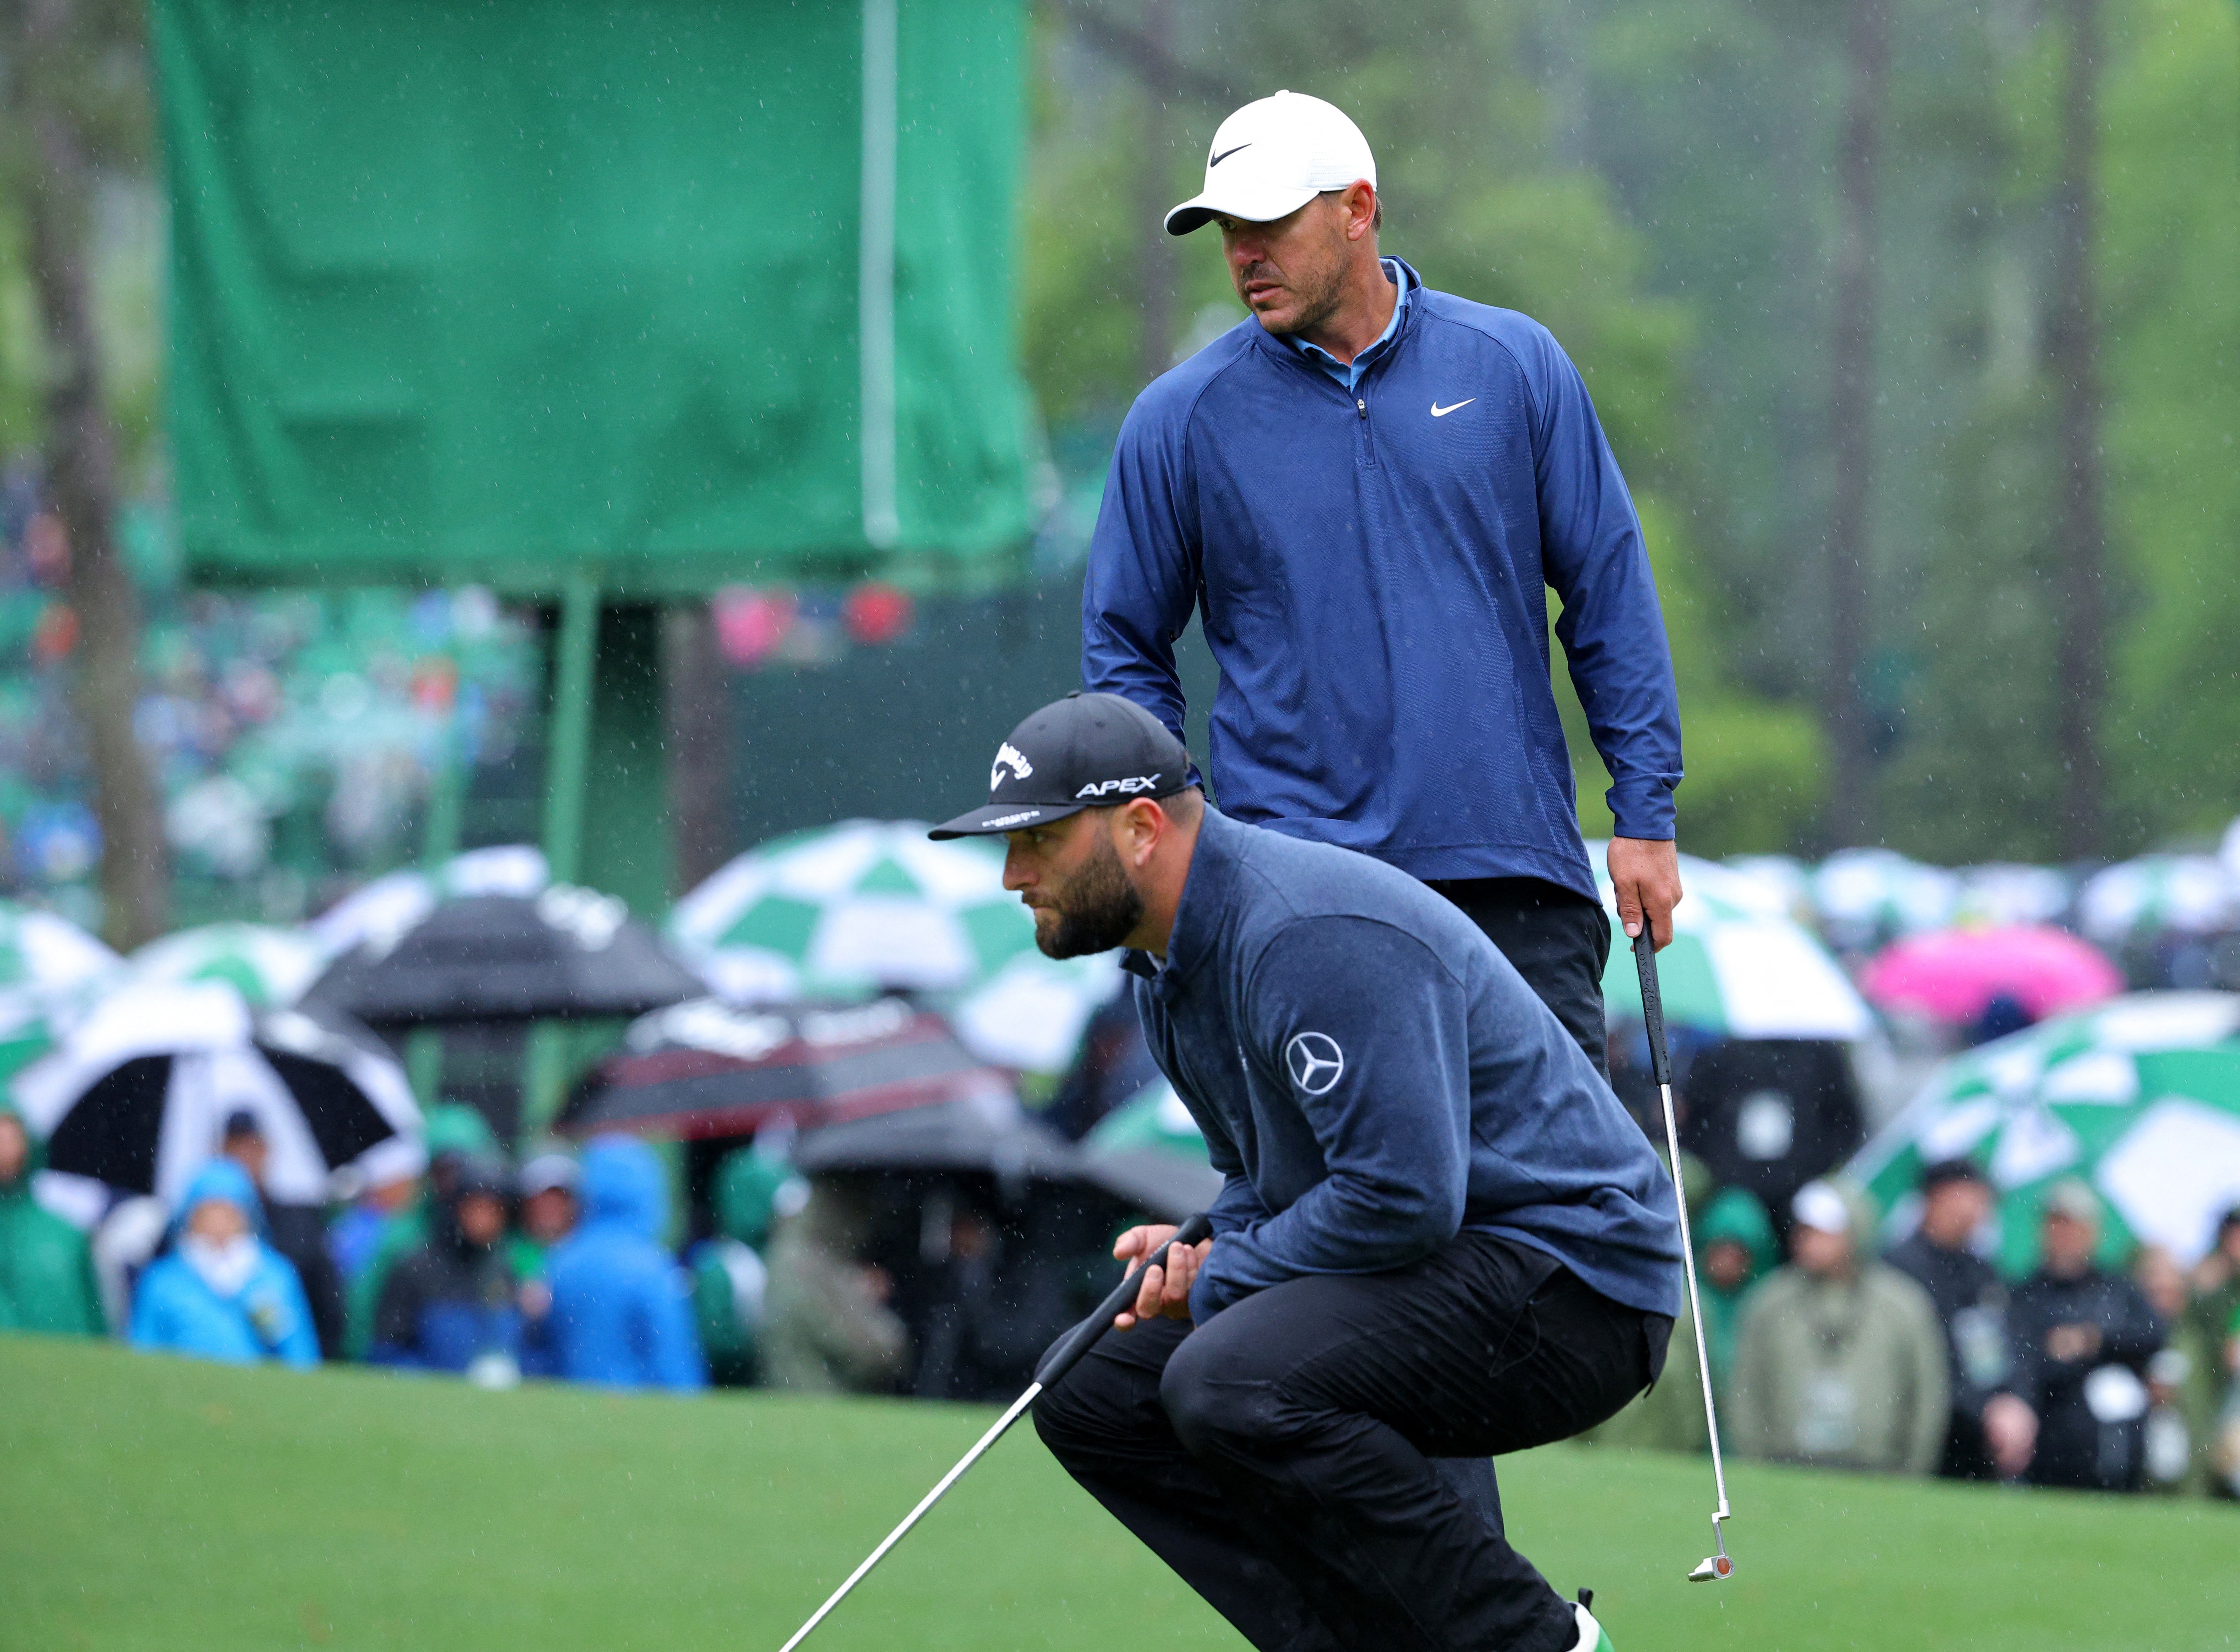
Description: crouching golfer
xmin=932 ymin=693 xmax=1682 ymax=1652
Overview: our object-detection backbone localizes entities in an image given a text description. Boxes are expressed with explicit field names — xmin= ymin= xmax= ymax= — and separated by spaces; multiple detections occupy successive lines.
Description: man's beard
xmin=1239 ymin=251 xmax=1346 ymax=338
xmin=1036 ymin=832 xmax=1144 ymax=959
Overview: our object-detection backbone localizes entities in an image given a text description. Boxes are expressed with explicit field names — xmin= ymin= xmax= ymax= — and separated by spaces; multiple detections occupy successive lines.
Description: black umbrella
xmin=1074 ymin=1147 xmax=1224 ymax=1223
xmin=557 ymin=997 xmax=1003 ymax=1140
xmin=306 ymin=888 xmax=702 ymax=1026
xmin=14 ymin=982 xmax=424 ymax=1203
xmin=791 ymin=1089 xmax=1081 ymax=1183
xmin=1677 ymin=1037 xmax=1865 ymax=1233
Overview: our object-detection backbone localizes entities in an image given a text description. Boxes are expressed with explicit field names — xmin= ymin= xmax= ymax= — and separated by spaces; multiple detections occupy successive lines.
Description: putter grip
xmin=1033 ymin=1212 xmax=1215 ymax=1389
xmin=1632 ymin=929 xmax=1673 ymax=1086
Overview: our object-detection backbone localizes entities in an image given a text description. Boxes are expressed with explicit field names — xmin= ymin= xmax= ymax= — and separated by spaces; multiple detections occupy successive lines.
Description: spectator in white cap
xmin=1727 ymin=1178 xmax=1948 ymax=1475
xmin=1083 ymin=90 xmax=1686 ymax=1081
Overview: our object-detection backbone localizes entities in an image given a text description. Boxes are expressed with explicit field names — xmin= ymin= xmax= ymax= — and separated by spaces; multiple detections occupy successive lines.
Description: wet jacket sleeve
xmin=1189 ymin=917 xmax=1473 ymax=1319
xmin=1522 ymin=326 xmax=1682 ymax=839
xmin=1081 ymin=396 xmax=1202 ymax=750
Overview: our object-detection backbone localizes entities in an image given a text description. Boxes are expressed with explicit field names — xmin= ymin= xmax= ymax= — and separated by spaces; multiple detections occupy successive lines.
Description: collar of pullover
xmin=1250 ymin=256 xmax=1427 ymax=384
xmin=1121 ymin=808 xmax=1249 ymax=997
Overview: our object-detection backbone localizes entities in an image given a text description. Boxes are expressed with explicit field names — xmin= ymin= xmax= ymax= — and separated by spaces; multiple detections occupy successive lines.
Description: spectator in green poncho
xmin=0 ymin=1102 xmax=103 ymax=1336
xmin=343 ymin=1104 xmax=502 ymax=1359
xmin=688 ymin=1146 xmax=800 ymax=1387
xmin=1698 ymin=1186 xmax=1778 ymax=1399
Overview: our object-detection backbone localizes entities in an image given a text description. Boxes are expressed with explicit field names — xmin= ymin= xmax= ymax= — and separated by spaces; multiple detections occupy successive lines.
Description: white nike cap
xmin=1164 ymin=90 xmax=1376 ymax=236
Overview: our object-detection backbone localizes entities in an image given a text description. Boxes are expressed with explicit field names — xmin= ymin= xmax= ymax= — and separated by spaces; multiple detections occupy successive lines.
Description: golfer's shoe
xmin=1572 ymin=1589 xmax=1614 ymax=1652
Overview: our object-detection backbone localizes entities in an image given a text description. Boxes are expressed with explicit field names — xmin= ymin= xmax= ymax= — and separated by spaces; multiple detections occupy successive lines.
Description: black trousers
xmin=1427 ymin=877 xmax=1613 ymax=1080
xmin=1033 ymin=1233 xmax=1668 ymax=1652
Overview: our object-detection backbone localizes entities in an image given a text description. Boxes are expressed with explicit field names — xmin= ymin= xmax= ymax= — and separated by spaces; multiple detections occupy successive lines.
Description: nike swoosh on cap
xmin=1210 ymin=142 xmax=1251 ymax=167
xmin=1430 ymin=398 xmax=1476 ymax=417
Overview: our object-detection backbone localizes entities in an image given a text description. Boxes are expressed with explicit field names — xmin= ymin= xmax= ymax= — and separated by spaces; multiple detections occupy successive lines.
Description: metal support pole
xmin=542 ymin=573 xmax=601 ymax=887
xmin=408 ymin=697 xmax=465 ymax=1109
xmin=524 ymin=574 xmax=601 ymax=1140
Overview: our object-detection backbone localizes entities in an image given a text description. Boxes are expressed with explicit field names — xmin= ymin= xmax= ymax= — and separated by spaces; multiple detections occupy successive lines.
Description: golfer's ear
xmin=1116 ymin=797 xmax=1164 ymax=863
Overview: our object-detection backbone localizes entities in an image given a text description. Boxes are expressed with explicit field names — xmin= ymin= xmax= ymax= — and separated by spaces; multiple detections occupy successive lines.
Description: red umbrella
xmin=1860 ymin=925 xmax=2124 ymax=1023
xmin=558 ymin=997 xmax=1003 ymax=1140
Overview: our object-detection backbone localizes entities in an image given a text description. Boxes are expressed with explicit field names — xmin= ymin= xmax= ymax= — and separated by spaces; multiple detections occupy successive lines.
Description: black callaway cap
xmin=929 ymin=692 xmax=1192 ymax=839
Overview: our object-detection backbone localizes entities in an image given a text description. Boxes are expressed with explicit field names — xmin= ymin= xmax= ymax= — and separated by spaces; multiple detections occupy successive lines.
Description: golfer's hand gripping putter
xmin=1634 ymin=930 xmax=1735 ymax=1582
xmin=776 ymin=1214 xmax=1217 ymax=1651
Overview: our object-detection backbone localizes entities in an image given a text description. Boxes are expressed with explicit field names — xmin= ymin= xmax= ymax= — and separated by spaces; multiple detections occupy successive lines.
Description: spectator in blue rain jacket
xmin=545 ymin=1136 xmax=704 ymax=1390
xmin=129 ymin=1159 xmax=319 ymax=1368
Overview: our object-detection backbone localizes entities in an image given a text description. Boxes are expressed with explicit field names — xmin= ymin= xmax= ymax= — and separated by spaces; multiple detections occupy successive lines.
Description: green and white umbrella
xmin=1849 ymin=992 xmax=2240 ymax=1270
xmin=128 ymin=922 xmax=324 ymax=1009
xmin=0 ymin=901 xmax=118 ymax=996
xmin=1591 ymin=847 xmax=1873 ymax=1040
xmin=670 ymin=821 xmax=1039 ymax=1001
xmin=1079 ymin=1080 xmax=1225 ymax=1220
xmin=950 ymin=950 xmax=1123 ymax=1076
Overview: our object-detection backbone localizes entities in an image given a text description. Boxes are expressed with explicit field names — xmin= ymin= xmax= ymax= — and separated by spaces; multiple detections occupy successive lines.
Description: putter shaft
xmin=1633 ymin=931 xmax=1735 ymax=1579
xmin=775 ymin=1383 xmax=1042 ymax=1652
xmin=776 ymin=1214 xmax=1216 ymax=1650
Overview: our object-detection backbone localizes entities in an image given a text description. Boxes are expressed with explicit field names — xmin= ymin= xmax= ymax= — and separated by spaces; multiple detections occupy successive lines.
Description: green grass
xmin=2 ymin=1335 xmax=2234 ymax=1652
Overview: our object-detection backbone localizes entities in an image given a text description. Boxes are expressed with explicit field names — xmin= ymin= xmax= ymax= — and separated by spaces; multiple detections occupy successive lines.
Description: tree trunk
xmin=15 ymin=18 xmax=168 ymax=948
xmin=663 ymin=602 xmax=735 ymax=895
xmin=1133 ymin=0 xmax=1178 ymax=386
xmin=1821 ymin=0 xmax=1890 ymax=847
xmin=2049 ymin=0 xmax=2107 ymax=859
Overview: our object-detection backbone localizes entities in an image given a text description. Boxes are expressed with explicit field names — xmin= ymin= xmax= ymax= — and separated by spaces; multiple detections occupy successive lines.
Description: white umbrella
xmin=2077 ymin=855 xmax=2236 ymax=945
xmin=1811 ymin=848 xmax=1959 ymax=947
xmin=1952 ymin=863 xmax=2073 ymax=928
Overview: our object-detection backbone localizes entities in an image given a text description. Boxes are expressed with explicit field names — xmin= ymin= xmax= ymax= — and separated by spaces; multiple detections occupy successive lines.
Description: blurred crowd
xmin=1591 ymin=1152 xmax=2240 ymax=1499
xmin=6 ymin=1021 xmax=2240 ymax=1502
xmin=0 ymin=1089 xmax=1116 ymax=1404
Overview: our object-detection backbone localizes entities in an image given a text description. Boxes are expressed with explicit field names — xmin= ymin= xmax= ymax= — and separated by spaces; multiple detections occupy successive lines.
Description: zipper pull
xmin=1356 ymin=397 xmax=1367 ymax=420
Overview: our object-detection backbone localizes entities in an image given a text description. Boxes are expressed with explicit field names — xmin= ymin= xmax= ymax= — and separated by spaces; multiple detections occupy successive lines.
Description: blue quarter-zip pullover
xmin=1128 ymin=809 xmax=1682 ymax=1323
xmin=1083 ymin=258 xmax=1682 ymax=900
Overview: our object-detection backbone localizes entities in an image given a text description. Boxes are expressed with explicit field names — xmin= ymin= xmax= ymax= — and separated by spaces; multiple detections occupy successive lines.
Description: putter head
xmin=1687 ymin=1519 xmax=1733 ymax=1583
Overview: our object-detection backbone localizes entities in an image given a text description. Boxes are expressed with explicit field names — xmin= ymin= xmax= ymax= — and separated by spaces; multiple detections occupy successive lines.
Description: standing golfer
xmin=931 ymin=694 xmax=1683 ymax=1652
xmin=1084 ymin=91 xmax=1683 ymax=1074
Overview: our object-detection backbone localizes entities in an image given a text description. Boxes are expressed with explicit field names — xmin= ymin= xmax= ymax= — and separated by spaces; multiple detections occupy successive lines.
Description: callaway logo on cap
xmin=928 ymin=693 xmax=1193 ymax=840
xmin=1165 ymin=90 xmax=1377 ymax=236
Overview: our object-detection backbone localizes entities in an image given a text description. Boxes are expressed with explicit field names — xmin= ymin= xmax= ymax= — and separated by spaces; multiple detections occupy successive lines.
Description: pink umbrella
xmin=1861 ymin=925 xmax=2124 ymax=1023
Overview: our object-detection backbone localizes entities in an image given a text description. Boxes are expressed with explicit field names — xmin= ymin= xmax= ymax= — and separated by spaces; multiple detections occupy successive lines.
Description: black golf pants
xmin=1032 ymin=1233 xmax=1667 ymax=1652
xmin=1426 ymin=877 xmax=1613 ymax=1080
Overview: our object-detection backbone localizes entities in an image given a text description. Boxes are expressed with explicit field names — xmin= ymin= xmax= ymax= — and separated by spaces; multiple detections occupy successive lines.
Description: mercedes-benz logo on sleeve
xmin=1284 ymin=1032 xmax=1345 ymax=1095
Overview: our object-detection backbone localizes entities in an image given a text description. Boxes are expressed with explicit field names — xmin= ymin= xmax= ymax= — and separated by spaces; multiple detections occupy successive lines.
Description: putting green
xmin=3 ymin=1335 xmax=2232 ymax=1650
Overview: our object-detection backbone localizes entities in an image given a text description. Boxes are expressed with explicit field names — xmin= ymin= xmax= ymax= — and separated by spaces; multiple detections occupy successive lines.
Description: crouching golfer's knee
xmin=1031 ymin=1371 xmax=1102 ymax=1469
xmin=1159 ymin=1322 xmax=1287 ymax=1461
